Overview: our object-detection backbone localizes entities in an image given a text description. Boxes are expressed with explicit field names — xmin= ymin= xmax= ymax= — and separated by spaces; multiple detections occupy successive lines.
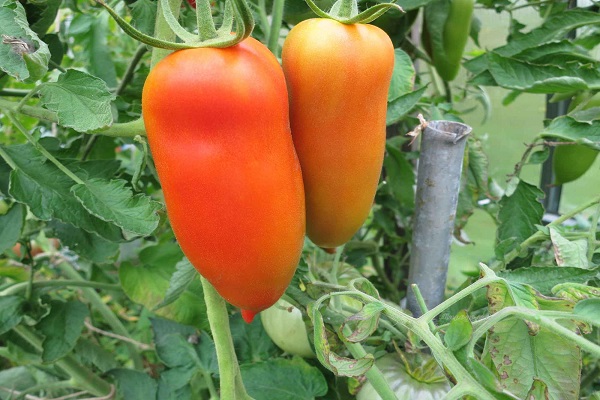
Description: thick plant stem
xmin=342 ymin=325 xmax=398 ymax=400
xmin=13 ymin=325 xmax=112 ymax=396
xmin=267 ymin=0 xmax=285 ymax=56
xmin=201 ymin=277 xmax=254 ymax=400
xmin=0 ymin=279 xmax=119 ymax=296
xmin=151 ymin=0 xmax=183 ymax=67
xmin=57 ymin=261 xmax=144 ymax=370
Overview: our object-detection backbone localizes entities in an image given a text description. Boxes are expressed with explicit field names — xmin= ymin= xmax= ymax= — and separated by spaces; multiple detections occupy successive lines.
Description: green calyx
xmin=96 ymin=0 xmax=254 ymax=50
xmin=304 ymin=0 xmax=403 ymax=24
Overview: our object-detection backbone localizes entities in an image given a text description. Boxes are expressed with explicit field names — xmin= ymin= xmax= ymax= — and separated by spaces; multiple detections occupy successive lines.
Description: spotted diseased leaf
xmin=342 ymin=302 xmax=384 ymax=343
xmin=549 ymin=228 xmax=588 ymax=269
xmin=0 ymin=0 xmax=50 ymax=82
xmin=310 ymin=304 xmax=374 ymax=377
xmin=39 ymin=69 xmax=116 ymax=132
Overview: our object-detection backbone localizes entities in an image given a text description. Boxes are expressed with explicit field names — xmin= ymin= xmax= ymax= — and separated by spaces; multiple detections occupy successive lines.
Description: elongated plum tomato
xmin=142 ymin=38 xmax=306 ymax=323
xmin=282 ymin=19 xmax=394 ymax=249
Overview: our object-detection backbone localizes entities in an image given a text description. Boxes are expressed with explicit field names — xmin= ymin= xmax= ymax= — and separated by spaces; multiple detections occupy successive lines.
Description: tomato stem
xmin=201 ymin=277 xmax=254 ymax=400
xmin=267 ymin=0 xmax=285 ymax=56
xmin=341 ymin=324 xmax=398 ymax=400
xmin=335 ymin=0 xmax=358 ymax=19
xmin=196 ymin=0 xmax=218 ymax=41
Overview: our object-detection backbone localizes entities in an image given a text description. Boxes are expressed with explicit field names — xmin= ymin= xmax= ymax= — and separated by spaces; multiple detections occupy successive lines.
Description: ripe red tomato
xmin=142 ymin=38 xmax=305 ymax=320
xmin=282 ymin=19 xmax=394 ymax=249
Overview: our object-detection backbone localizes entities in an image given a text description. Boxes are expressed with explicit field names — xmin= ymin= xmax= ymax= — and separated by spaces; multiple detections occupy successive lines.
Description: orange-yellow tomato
xmin=282 ymin=19 xmax=394 ymax=249
xmin=142 ymin=38 xmax=305 ymax=320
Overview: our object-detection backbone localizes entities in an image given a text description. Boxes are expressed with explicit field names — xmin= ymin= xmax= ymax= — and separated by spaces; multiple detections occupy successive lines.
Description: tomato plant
xmin=0 ymin=0 xmax=599 ymax=399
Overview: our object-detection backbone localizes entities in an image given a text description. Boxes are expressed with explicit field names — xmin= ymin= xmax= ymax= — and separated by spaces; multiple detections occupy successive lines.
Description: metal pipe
xmin=406 ymin=120 xmax=471 ymax=316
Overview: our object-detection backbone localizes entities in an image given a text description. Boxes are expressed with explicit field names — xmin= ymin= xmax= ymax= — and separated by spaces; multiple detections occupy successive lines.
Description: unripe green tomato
xmin=260 ymin=300 xmax=315 ymax=358
xmin=356 ymin=353 xmax=450 ymax=400
xmin=553 ymin=92 xmax=600 ymax=184
xmin=0 ymin=199 xmax=9 ymax=215
xmin=553 ymin=145 xmax=599 ymax=185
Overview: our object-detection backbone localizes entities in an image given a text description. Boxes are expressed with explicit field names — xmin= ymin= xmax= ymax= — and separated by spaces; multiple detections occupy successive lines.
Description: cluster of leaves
xmin=0 ymin=0 xmax=599 ymax=399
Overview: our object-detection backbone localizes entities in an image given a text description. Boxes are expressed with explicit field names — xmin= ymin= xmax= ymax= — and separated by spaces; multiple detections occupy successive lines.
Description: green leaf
xmin=241 ymin=358 xmax=328 ymax=400
xmin=0 ymin=203 xmax=24 ymax=254
xmin=71 ymin=178 xmax=161 ymax=237
xmin=384 ymin=143 xmax=415 ymax=211
xmin=48 ymin=221 xmax=120 ymax=264
xmin=465 ymin=10 xmax=600 ymax=75
xmin=0 ymin=0 xmax=50 ymax=82
xmin=130 ymin=0 xmax=157 ymax=36
xmin=3 ymin=144 xmax=123 ymax=242
xmin=496 ymin=180 xmax=544 ymax=256
xmin=528 ymin=148 xmax=550 ymax=165
xmin=540 ymin=117 xmax=600 ymax=150
xmin=388 ymin=49 xmax=415 ymax=102
xmin=39 ymin=69 xmax=116 ymax=132
xmin=486 ymin=53 xmax=600 ymax=94
xmin=444 ymin=310 xmax=472 ymax=351
xmin=231 ymin=313 xmax=278 ymax=363
xmin=157 ymin=367 xmax=193 ymax=399
xmin=515 ymin=40 xmax=598 ymax=65
xmin=386 ymin=86 xmax=427 ymax=126
xmin=0 ymin=260 xmax=28 ymax=281
xmin=151 ymin=317 xmax=217 ymax=374
xmin=0 ymin=367 xmax=37 ymax=396
xmin=0 ymin=295 xmax=25 ymax=335
xmin=499 ymin=266 xmax=598 ymax=295
xmin=485 ymin=319 xmax=581 ymax=400
xmin=75 ymin=338 xmax=118 ymax=373
xmin=573 ymin=298 xmax=600 ymax=325
xmin=38 ymin=300 xmax=89 ymax=362
xmin=67 ymin=13 xmax=117 ymax=87
xmin=109 ymin=369 xmax=157 ymax=400
xmin=549 ymin=228 xmax=589 ymax=268
xmin=154 ymin=258 xmax=197 ymax=310
xmin=24 ymin=0 xmax=62 ymax=37
xmin=119 ymin=246 xmax=208 ymax=330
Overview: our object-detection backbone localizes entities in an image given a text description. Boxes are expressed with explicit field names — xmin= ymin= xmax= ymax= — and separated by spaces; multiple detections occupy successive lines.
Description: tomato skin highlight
xmin=282 ymin=19 xmax=394 ymax=248
xmin=142 ymin=38 xmax=306 ymax=314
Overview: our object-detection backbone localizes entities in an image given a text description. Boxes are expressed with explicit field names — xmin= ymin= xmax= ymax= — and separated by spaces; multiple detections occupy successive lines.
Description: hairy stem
xmin=201 ymin=277 xmax=253 ymax=400
xmin=341 ymin=325 xmax=397 ymax=400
